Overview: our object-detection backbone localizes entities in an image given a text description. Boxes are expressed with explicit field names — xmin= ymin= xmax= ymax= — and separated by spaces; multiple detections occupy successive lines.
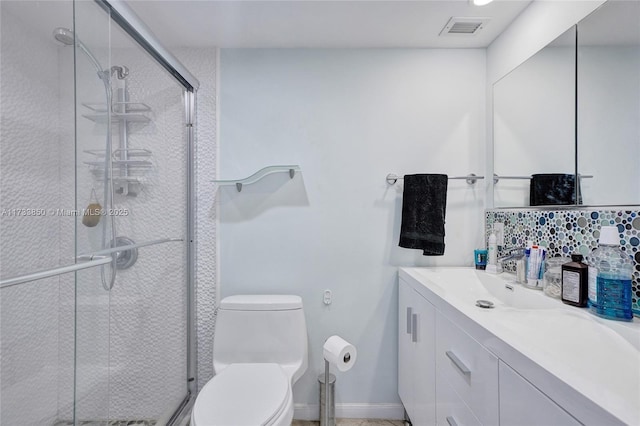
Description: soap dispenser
xmin=488 ymin=229 xmax=497 ymax=265
xmin=486 ymin=228 xmax=502 ymax=274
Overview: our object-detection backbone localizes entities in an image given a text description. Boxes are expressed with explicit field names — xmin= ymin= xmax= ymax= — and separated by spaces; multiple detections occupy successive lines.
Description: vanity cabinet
xmin=398 ymin=282 xmax=436 ymax=425
xmin=398 ymin=276 xmax=586 ymax=426
xmin=499 ymin=361 xmax=580 ymax=426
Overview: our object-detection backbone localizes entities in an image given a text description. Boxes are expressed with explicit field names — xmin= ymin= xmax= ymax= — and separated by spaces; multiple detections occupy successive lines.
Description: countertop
xmin=399 ymin=267 xmax=640 ymax=426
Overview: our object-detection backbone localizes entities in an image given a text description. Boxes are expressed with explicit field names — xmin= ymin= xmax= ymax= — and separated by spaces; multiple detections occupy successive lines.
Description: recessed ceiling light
xmin=473 ymin=0 xmax=494 ymax=6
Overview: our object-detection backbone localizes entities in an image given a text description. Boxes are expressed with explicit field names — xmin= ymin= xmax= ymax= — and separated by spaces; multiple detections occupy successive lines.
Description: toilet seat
xmin=191 ymin=363 xmax=291 ymax=426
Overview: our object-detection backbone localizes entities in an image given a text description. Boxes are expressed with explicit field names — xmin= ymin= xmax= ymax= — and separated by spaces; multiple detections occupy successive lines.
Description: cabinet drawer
xmin=436 ymin=313 xmax=499 ymax=425
xmin=499 ymin=361 xmax=581 ymax=426
xmin=436 ymin=372 xmax=481 ymax=426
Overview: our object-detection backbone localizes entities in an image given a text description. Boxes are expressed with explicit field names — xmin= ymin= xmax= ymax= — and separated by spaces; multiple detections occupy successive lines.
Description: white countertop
xmin=399 ymin=267 xmax=640 ymax=426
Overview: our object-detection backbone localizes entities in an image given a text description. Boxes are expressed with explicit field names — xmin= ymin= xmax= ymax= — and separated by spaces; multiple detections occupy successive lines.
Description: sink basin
xmin=406 ymin=268 xmax=640 ymax=349
xmin=407 ymin=268 xmax=557 ymax=310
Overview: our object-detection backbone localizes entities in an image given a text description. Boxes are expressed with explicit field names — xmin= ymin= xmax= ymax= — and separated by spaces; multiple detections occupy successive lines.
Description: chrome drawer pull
xmin=446 ymin=350 xmax=471 ymax=377
xmin=406 ymin=307 xmax=413 ymax=334
xmin=446 ymin=416 xmax=459 ymax=426
xmin=411 ymin=313 xmax=418 ymax=343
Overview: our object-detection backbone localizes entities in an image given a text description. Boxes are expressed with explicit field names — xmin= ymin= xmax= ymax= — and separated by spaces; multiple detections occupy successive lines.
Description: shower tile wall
xmin=0 ymin=3 xmax=76 ymax=425
xmin=1 ymin=3 xmax=218 ymax=423
xmin=486 ymin=208 xmax=640 ymax=316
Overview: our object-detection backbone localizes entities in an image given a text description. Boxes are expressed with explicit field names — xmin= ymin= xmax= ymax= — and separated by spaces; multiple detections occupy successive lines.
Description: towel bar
xmin=386 ymin=174 xmax=594 ymax=186
xmin=386 ymin=173 xmax=482 ymax=186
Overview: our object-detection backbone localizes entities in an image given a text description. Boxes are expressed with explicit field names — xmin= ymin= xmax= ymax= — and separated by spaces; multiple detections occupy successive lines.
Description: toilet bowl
xmin=191 ymin=364 xmax=293 ymax=426
xmin=191 ymin=295 xmax=308 ymax=426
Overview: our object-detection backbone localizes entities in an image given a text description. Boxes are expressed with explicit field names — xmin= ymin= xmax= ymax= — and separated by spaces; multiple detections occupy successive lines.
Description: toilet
xmin=191 ymin=295 xmax=308 ymax=426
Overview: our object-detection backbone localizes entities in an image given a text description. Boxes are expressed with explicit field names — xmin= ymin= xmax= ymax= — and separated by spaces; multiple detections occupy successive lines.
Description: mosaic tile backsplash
xmin=486 ymin=208 xmax=640 ymax=317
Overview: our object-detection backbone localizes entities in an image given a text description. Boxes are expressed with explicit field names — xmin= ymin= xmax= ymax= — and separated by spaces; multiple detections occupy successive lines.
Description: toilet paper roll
xmin=323 ymin=335 xmax=357 ymax=372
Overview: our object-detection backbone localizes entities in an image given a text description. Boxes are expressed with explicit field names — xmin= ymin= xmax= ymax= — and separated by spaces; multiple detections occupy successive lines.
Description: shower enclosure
xmin=0 ymin=1 xmax=198 ymax=424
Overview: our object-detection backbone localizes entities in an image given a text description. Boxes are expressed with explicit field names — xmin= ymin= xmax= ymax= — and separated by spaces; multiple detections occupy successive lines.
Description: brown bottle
xmin=561 ymin=254 xmax=588 ymax=307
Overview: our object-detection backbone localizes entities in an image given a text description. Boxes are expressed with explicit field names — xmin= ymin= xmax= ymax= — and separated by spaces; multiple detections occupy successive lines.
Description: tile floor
xmin=53 ymin=421 xmax=156 ymax=426
xmin=55 ymin=416 xmax=405 ymax=425
xmin=292 ymin=420 xmax=405 ymax=426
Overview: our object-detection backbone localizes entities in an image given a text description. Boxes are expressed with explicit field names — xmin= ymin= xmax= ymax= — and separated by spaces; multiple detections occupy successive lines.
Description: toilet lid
xmin=192 ymin=363 xmax=290 ymax=426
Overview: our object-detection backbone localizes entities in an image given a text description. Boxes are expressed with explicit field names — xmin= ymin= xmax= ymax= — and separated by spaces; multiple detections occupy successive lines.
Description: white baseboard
xmin=294 ymin=403 xmax=404 ymax=421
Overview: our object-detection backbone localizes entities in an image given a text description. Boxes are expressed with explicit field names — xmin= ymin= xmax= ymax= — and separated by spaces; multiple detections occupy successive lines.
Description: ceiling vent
xmin=439 ymin=17 xmax=491 ymax=36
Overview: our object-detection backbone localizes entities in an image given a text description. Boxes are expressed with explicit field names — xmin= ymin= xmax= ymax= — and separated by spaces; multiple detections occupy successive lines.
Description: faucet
xmin=498 ymin=247 xmax=527 ymax=282
xmin=487 ymin=247 xmax=526 ymax=275
xmin=498 ymin=247 xmax=525 ymax=265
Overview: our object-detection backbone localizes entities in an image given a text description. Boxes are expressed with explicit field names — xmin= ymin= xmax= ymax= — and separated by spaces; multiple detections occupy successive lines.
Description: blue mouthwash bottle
xmin=587 ymin=226 xmax=634 ymax=321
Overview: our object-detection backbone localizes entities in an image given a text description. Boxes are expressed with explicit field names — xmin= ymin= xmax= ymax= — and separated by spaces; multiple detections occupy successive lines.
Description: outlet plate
xmin=494 ymin=222 xmax=505 ymax=246
xmin=323 ymin=289 xmax=332 ymax=305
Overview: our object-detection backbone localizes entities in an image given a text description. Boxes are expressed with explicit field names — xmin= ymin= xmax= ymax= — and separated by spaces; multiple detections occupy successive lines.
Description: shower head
xmin=53 ymin=27 xmax=75 ymax=45
xmin=53 ymin=27 xmax=107 ymax=82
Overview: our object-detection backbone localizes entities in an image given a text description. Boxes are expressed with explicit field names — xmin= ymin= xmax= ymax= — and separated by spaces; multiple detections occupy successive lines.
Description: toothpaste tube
xmin=526 ymin=245 xmax=546 ymax=286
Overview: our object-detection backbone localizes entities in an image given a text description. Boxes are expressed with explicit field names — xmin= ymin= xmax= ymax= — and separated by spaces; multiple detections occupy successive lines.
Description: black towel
xmin=530 ymin=174 xmax=581 ymax=206
xmin=399 ymin=174 xmax=448 ymax=256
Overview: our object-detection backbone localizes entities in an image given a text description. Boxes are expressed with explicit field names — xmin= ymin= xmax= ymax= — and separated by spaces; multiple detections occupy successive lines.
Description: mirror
xmin=493 ymin=0 xmax=640 ymax=208
xmin=493 ymin=27 xmax=577 ymax=208
xmin=577 ymin=0 xmax=640 ymax=205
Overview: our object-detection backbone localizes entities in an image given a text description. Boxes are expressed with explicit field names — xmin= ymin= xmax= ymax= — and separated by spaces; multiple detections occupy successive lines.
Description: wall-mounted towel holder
xmin=213 ymin=165 xmax=300 ymax=192
xmin=386 ymin=173 xmax=482 ymax=186
xmin=386 ymin=173 xmax=593 ymax=186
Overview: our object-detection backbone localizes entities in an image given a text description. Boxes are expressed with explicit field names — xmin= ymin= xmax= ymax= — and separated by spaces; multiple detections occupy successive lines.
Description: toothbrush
xmin=538 ymin=248 xmax=546 ymax=280
xmin=528 ymin=246 xmax=539 ymax=281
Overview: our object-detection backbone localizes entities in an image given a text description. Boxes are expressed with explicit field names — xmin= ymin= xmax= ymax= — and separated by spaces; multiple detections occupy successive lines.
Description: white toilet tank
xmin=213 ymin=295 xmax=308 ymax=383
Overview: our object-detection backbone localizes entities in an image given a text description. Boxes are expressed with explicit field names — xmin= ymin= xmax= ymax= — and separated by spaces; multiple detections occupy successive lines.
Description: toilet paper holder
xmin=320 ymin=335 xmax=357 ymax=426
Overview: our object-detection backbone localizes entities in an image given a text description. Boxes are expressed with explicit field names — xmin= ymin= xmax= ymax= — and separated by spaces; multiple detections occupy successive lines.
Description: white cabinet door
xmin=398 ymin=280 xmax=436 ymax=425
xmin=413 ymin=291 xmax=436 ymax=426
xmin=398 ymin=281 xmax=414 ymax=414
xmin=499 ymin=361 xmax=581 ymax=426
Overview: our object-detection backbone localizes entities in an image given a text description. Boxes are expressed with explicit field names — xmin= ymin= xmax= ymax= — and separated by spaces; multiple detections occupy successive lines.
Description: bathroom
xmin=0 ymin=0 xmax=638 ymax=425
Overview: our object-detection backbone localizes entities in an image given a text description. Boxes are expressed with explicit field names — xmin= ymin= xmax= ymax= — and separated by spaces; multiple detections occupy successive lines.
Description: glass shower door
xmin=72 ymin=1 xmax=190 ymax=424
xmin=1 ymin=0 xmax=192 ymax=423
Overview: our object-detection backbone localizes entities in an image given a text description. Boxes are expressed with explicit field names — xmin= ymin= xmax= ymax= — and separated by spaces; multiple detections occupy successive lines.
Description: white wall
xmin=218 ymin=48 xmax=486 ymax=417
xmin=487 ymin=0 xmax=606 ymax=85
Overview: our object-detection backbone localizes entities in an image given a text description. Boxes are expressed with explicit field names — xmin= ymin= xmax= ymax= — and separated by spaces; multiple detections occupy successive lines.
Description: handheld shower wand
xmin=53 ymin=27 xmax=118 ymax=290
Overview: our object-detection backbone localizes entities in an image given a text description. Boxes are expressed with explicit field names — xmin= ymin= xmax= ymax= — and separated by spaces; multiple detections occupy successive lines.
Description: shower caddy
xmin=82 ymin=78 xmax=153 ymax=196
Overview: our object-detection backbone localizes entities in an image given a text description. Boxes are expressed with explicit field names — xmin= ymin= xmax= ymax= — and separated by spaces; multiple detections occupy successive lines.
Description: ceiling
xmin=0 ymin=0 xmax=532 ymax=52
xmin=126 ymin=0 xmax=532 ymax=49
